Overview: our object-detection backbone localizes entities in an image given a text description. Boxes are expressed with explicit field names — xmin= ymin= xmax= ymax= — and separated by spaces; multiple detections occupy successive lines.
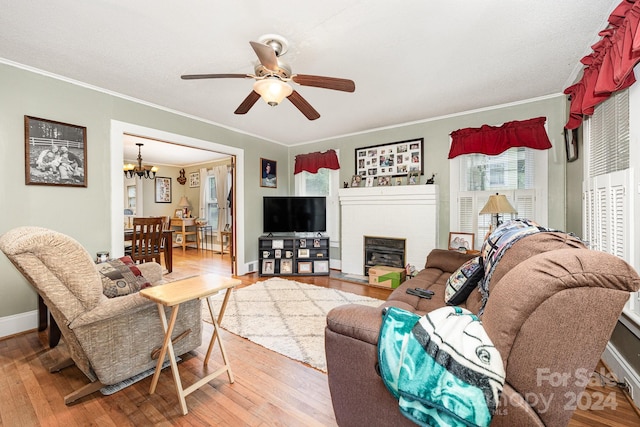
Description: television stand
xmin=258 ymin=234 xmax=330 ymax=276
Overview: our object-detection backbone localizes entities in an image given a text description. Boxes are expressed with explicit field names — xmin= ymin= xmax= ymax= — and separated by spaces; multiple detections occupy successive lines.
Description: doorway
xmin=110 ymin=120 xmax=246 ymax=275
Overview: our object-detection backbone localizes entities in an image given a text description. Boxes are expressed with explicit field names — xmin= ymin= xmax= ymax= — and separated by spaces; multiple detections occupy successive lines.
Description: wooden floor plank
xmin=0 ymin=248 xmax=637 ymax=426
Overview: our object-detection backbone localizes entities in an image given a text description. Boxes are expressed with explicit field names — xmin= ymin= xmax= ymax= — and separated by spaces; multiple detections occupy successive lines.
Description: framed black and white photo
xmin=155 ymin=177 xmax=172 ymax=203
xmin=189 ymin=171 xmax=200 ymax=187
xmin=25 ymin=116 xmax=87 ymax=187
xmin=355 ymin=138 xmax=424 ymax=179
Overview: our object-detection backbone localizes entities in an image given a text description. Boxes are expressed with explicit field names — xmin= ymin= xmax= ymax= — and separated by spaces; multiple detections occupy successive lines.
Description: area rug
xmin=202 ymin=278 xmax=382 ymax=372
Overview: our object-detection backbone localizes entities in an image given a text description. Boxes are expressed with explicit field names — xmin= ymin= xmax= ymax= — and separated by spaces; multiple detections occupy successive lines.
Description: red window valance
xmin=564 ymin=1 xmax=640 ymax=129
xmin=448 ymin=117 xmax=552 ymax=159
xmin=294 ymin=149 xmax=340 ymax=174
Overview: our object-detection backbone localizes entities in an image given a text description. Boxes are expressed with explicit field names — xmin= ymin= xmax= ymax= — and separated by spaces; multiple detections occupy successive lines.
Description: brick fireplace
xmin=338 ymin=185 xmax=439 ymax=276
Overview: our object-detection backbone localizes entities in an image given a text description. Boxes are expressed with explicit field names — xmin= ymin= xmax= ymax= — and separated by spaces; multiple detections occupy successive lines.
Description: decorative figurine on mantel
xmin=426 ymin=173 xmax=436 ymax=184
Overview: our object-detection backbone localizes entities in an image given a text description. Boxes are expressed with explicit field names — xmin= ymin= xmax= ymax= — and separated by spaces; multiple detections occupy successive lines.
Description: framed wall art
xmin=155 ymin=177 xmax=172 ymax=203
xmin=260 ymin=158 xmax=277 ymax=188
xmin=564 ymin=127 xmax=579 ymax=163
xmin=24 ymin=116 xmax=87 ymax=187
xmin=355 ymin=138 xmax=424 ymax=179
xmin=189 ymin=171 xmax=200 ymax=187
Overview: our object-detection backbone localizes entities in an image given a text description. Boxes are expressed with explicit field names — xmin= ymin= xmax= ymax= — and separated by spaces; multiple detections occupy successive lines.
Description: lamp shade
xmin=479 ymin=194 xmax=517 ymax=215
xmin=178 ymin=196 xmax=190 ymax=208
xmin=253 ymin=78 xmax=293 ymax=106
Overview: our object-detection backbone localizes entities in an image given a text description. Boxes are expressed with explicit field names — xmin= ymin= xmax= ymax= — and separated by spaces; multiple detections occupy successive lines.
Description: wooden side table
xmin=140 ymin=273 xmax=240 ymax=415
xmin=170 ymin=217 xmax=198 ymax=254
xmin=220 ymin=230 xmax=232 ymax=258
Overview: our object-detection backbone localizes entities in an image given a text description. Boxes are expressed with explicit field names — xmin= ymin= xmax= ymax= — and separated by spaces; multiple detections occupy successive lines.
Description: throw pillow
xmin=99 ymin=256 xmax=151 ymax=298
xmin=444 ymin=256 xmax=484 ymax=306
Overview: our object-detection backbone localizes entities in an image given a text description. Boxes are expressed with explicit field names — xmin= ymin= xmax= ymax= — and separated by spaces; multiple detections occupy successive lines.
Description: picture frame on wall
xmin=564 ymin=127 xmax=579 ymax=163
xmin=354 ymin=138 xmax=424 ymax=179
xmin=189 ymin=171 xmax=200 ymax=187
xmin=24 ymin=116 xmax=87 ymax=187
xmin=155 ymin=177 xmax=172 ymax=203
xmin=260 ymin=157 xmax=277 ymax=188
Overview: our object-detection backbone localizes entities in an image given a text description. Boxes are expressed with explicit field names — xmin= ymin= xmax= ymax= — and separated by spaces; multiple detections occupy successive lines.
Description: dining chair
xmin=130 ymin=217 xmax=164 ymax=265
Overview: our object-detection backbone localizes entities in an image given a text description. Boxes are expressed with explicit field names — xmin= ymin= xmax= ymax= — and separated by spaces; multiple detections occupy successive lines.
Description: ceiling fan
xmin=181 ymin=35 xmax=355 ymax=120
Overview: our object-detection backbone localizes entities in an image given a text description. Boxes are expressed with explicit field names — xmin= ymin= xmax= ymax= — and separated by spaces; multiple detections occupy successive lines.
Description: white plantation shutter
xmin=584 ymin=88 xmax=635 ymax=317
xmin=583 ymin=171 xmax=630 ymax=258
xmin=514 ymin=190 xmax=535 ymax=221
xmin=458 ymin=196 xmax=474 ymax=233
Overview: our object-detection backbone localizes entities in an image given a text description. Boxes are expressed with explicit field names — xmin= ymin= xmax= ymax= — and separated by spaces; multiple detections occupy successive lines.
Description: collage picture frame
xmin=355 ymin=138 xmax=424 ymax=179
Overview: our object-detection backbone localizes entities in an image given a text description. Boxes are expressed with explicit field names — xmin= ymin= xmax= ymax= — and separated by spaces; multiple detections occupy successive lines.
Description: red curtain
xmin=294 ymin=149 xmax=340 ymax=174
xmin=448 ymin=117 xmax=552 ymax=159
xmin=564 ymin=0 xmax=640 ymax=129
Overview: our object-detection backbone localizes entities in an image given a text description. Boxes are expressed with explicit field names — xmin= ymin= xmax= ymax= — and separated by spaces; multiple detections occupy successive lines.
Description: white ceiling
xmin=1 ymin=1 xmax=617 ymax=160
xmin=123 ymin=134 xmax=228 ymax=167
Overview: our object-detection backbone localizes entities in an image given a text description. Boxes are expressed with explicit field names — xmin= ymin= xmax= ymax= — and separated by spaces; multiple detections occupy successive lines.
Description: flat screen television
xmin=263 ymin=196 xmax=327 ymax=233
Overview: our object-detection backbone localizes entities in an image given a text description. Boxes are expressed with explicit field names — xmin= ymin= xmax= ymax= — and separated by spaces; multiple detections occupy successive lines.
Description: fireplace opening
xmin=364 ymin=236 xmax=406 ymax=275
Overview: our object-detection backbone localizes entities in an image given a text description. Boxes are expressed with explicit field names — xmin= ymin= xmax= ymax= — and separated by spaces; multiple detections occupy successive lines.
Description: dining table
xmin=124 ymin=229 xmax=174 ymax=273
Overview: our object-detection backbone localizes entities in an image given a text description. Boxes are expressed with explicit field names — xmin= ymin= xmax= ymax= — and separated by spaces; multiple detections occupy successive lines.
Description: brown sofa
xmin=325 ymin=231 xmax=640 ymax=426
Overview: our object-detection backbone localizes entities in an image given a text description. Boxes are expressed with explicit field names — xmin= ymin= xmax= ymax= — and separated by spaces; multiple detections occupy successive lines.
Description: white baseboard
xmin=602 ymin=342 xmax=640 ymax=409
xmin=0 ymin=310 xmax=38 ymax=339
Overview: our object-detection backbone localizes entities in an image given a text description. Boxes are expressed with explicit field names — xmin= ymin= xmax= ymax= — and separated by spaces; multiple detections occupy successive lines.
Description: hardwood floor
xmin=0 ymin=248 xmax=638 ymax=426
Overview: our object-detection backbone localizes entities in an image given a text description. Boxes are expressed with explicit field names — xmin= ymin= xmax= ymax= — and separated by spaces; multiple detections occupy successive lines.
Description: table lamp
xmin=178 ymin=196 xmax=190 ymax=217
xmin=479 ymin=193 xmax=517 ymax=234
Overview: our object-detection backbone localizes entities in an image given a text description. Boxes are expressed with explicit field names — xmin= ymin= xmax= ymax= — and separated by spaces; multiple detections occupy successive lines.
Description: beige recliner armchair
xmin=0 ymin=226 xmax=202 ymax=404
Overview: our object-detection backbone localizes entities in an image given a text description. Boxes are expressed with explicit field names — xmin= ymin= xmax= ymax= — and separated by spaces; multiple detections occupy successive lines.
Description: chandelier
xmin=123 ymin=143 xmax=158 ymax=179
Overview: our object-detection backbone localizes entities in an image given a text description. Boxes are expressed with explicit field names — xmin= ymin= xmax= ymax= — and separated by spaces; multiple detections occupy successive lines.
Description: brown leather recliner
xmin=325 ymin=232 xmax=640 ymax=426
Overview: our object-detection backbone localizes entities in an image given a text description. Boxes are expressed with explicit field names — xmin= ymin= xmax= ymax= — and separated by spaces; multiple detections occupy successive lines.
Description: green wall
xmin=0 ymin=62 xmax=287 ymax=318
xmin=0 ymin=61 xmax=573 ymax=324
xmin=290 ymin=95 xmax=569 ymax=250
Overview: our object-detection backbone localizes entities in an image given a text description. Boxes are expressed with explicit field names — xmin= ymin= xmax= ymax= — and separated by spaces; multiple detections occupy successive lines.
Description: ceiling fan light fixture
xmin=253 ymin=78 xmax=292 ymax=106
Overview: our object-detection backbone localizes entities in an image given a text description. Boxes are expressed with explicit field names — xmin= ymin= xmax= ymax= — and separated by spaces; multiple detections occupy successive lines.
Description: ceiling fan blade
xmin=249 ymin=41 xmax=279 ymax=71
xmin=181 ymin=73 xmax=249 ymax=80
xmin=234 ymin=90 xmax=261 ymax=115
xmin=292 ymin=74 xmax=355 ymax=92
xmin=287 ymin=90 xmax=320 ymax=120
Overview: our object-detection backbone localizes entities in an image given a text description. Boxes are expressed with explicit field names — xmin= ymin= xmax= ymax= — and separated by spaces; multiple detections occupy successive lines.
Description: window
xmin=295 ymin=151 xmax=340 ymax=246
xmin=451 ymin=146 xmax=546 ymax=248
xmin=583 ymin=89 xmax=637 ymax=319
xmin=205 ymin=175 xmax=219 ymax=229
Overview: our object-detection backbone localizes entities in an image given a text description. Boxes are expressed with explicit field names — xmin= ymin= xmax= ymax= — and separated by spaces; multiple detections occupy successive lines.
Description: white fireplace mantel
xmin=339 ymin=185 xmax=439 ymax=275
